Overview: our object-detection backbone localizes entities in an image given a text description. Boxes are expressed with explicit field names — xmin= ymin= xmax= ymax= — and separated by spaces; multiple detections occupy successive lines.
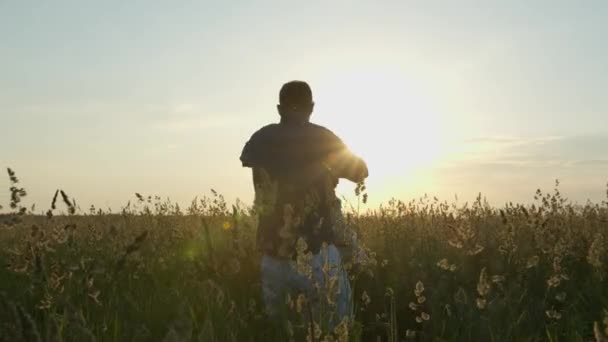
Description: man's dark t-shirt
xmin=240 ymin=121 xmax=366 ymax=258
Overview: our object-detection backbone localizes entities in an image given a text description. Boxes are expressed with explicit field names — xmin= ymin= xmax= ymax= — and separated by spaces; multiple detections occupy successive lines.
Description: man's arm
xmin=325 ymin=148 xmax=368 ymax=183
xmin=251 ymin=167 xmax=265 ymax=189
xmin=240 ymin=139 xmax=258 ymax=168
xmin=240 ymin=127 xmax=270 ymax=168
xmin=320 ymin=129 xmax=368 ymax=183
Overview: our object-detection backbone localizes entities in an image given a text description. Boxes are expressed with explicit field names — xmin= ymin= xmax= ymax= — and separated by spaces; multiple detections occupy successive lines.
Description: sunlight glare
xmin=314 ymin=67 xmax=444 ymax=201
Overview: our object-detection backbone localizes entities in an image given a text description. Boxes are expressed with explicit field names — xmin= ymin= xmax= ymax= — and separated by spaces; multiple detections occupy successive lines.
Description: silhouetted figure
xmin=240 ymin=81 xmax=368 ymax=326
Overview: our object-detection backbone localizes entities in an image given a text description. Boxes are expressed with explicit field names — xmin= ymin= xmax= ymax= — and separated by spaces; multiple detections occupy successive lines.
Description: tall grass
xmin=1 ymin=169 xmax=608 ymax=341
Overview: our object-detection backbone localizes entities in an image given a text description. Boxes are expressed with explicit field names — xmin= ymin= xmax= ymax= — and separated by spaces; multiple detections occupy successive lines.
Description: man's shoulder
xmin=249 ymin=123 xmax=281 ymax=140
xmin=247 ymin=122 xmax=342 ymax=143
xmin=307 ymin=123 xmax=342 ymax=142
xmin=254 ymin=123 xmax=281 ymax=133
xmin=241 ymin=123 xmax=281 ymax=167
xmin=307 ymin=122 xmax=330 ymax=132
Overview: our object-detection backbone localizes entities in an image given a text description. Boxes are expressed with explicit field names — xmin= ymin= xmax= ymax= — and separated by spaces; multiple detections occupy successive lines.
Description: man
xmin=240 ymin=81 xmax=368 ymax=325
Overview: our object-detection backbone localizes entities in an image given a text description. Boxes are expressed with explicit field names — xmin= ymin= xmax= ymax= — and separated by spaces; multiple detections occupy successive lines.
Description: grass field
xmin=1 ymin=169 xmax=608 ymax=341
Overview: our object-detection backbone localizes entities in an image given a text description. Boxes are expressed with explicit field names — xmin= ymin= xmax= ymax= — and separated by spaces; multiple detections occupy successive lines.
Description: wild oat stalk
xmin=7 ymin=168 xmax=27 ymax=214
xmin=59 ymin=190 xmax=76 ymax=215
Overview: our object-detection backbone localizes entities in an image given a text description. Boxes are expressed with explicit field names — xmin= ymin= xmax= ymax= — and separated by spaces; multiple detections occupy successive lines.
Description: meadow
xmin=1 ymin=168 xmax=608 ymax=342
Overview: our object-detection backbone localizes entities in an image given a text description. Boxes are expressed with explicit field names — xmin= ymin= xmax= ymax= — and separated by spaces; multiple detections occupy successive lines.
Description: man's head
xmin=277 ymin=81 xmax=314 ymax=122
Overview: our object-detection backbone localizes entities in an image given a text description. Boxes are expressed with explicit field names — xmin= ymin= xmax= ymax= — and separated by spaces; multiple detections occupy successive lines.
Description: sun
xmin=313 ymin=67 xmax=444 ymax=202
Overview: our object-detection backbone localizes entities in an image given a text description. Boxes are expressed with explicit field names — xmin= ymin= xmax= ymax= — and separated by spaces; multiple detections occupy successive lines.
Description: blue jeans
xmin=261 ymin=244 xmax=352 ymax=326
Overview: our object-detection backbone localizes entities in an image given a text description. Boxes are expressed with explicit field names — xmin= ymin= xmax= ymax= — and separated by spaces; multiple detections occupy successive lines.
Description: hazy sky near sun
xmin=1 ymin=1 xmax=607 ymax=211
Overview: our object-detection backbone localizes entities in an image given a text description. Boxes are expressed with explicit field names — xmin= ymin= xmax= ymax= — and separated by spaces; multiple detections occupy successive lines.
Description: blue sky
xmin=1 ymin=1 xmax=607 ymax=211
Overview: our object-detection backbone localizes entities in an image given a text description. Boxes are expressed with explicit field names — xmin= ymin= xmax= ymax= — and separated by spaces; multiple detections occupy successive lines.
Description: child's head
xmin=277 ymin=80 xmax=315 ymax=122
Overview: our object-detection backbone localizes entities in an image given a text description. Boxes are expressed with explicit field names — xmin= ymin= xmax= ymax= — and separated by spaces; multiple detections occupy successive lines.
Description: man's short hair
xmin=279 ymin=81 xmax=313 ymax=106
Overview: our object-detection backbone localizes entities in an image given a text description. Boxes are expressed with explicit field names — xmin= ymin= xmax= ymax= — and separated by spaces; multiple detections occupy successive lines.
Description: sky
xmin=1 ymin=1 xmax=607 ymax=212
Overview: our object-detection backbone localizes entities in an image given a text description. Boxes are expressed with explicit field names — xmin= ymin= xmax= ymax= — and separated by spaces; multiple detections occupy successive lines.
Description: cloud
xmin=153 ymin=116 xmax=246 ymax=131
xmin=171 ymin=103 xmax=195 ymax=115
xmin=569 ymin=159 xmax=608 ymax=166
xmin=147 ymin=102 xmax=256 ymax=132
xmin=426 ymin=132 xmax=608 ymax=203
xmin=452 ymin=133 xmax=608 ymax=166
xmin=462 ymin=135 xmax=563 ymax=147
